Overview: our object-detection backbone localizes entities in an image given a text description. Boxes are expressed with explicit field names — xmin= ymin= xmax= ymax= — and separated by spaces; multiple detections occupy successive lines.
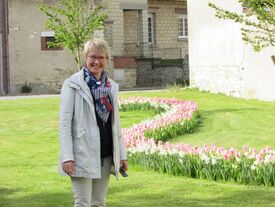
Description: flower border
xmin=119 ymin=97 xmax=275 ymax=186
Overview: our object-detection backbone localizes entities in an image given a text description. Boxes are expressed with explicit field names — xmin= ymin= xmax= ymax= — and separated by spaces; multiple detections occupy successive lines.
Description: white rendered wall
xmin=242 ymin=46 xmax=275 ymax=101
xmin=188 ymin=0 xmax=275 ymax=101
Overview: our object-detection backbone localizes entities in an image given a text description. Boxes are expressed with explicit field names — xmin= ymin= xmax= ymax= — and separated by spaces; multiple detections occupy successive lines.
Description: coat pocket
xmin=73 ymin=128 xmax=86 ymax=139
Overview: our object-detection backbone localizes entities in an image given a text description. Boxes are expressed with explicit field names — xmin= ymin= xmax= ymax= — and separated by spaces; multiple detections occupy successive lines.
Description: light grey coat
xmin=58 ymin=69 xmax=127 ymax=179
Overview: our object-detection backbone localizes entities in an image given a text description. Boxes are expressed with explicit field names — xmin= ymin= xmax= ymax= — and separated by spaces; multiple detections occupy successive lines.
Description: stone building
xmin=188 ymin=0 xmax=275 ymax=101
xmin=0 ymin=0 xmax=188 ymax=95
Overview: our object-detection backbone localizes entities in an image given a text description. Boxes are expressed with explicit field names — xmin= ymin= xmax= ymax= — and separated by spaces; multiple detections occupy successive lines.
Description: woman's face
xmin=86 ymin=47 xmax=108 ymax=78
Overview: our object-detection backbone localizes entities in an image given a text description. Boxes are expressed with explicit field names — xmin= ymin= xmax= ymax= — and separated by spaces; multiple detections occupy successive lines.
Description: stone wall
xmin=113 ymin=57 xmax=137 ymax=88
xmin=148 ymin=0 xmax=188 ymax=58
xmin=114 ymin=68 xmax=137 ymax=88
xmin=136 ymin=58 xmax=188 ymax=87
xmin=9 ymin=0 xmax=77 ymax=95
xmin=104 ymin=0 xmax=148 ymax=57
xmin=123 ymin=10 xmax=139 ymax=56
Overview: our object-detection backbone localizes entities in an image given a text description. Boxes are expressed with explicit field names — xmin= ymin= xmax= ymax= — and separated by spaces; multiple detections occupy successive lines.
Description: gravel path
xmin=0 ymin=88 xmax=166 ymax=100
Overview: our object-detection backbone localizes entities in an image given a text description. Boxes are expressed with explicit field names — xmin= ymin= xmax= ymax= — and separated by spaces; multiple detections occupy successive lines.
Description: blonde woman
xmin=59 ymin=38 xmax=128 ymax=207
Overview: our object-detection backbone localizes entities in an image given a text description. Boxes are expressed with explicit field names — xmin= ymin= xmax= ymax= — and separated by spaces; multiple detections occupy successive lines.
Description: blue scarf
xmin=83 ymin=67 xmax=112 ymax=123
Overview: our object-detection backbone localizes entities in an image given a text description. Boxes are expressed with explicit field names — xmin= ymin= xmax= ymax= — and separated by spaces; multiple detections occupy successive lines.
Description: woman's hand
xmin=62 ymin=160 xmax=75 ymax=176
xmin=120 ymin=160 xmax=128 ymax=171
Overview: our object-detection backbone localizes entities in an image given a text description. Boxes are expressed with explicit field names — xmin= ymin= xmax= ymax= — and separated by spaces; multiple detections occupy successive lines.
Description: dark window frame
xmin=41 ymin=32 xmax=63 ymax=51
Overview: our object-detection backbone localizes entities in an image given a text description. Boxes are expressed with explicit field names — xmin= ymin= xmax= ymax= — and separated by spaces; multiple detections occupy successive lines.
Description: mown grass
xmin=108 ymin=165 xmax=275 ymax=207
xmin=0 ymin=89 xmax=275 ymax=207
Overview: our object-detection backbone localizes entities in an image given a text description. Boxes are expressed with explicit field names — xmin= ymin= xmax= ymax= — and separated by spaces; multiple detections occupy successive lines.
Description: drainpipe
xmin=2 ymin=0 xmax=10 ymax=95
xmin=0 ymin=32 xmax=3 ymax=95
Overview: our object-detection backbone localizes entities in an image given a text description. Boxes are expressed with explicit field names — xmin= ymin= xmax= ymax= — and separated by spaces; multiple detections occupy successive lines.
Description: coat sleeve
xmin=115 ymin=86 xmax=127 ymax=161
xmin=117 ymin=116 xmax=127 ymax=161
xmin=59 ymin=80 xmax=75 ymax=163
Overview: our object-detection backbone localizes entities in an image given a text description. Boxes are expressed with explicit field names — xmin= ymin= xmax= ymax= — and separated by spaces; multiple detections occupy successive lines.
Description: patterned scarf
xmin=83 ymin=67 xmax=112 ymax=123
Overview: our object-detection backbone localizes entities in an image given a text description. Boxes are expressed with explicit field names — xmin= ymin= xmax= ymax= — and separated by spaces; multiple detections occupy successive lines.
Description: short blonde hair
xmin=83 ymin=38 xmax=110 ymax=62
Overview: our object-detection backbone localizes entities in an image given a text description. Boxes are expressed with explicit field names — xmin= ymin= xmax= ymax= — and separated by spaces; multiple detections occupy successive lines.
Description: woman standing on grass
xmin=59 ymin=38 xmax=128 ymax=207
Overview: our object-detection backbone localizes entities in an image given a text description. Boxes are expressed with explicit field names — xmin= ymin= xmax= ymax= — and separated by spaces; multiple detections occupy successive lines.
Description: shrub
xmin=21 ymin=82 xmax=32 ymax=93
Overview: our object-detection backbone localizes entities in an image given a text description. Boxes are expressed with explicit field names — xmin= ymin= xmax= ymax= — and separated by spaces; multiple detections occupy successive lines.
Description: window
xmin=148 ymin=13 xmax=156 ymax=45
xmin=178 ymin=15 xmax=188 ymax=39
xmin=41 ymin=31 xmax=62 ymax=51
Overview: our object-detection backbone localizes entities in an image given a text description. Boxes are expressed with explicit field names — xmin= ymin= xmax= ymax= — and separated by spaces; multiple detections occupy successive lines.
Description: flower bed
xmin=119 ymin=97 xmax=275 ymax=186
xmin=119 ymin=97 xmax=200 ymax=142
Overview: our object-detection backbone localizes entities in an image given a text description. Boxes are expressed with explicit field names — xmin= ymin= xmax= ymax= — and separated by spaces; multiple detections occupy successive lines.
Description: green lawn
xmin=0 ymin=89 xmax=275 ymax=207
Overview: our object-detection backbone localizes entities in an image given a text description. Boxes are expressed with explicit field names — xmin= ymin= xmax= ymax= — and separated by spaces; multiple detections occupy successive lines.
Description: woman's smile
xmin=86 ymin=47 xmax=107 ymax=79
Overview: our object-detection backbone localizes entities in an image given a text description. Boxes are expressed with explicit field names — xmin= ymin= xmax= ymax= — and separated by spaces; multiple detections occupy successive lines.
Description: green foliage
xmin=208 ymin=0 xmax=275 ymax=52
xmin=159 ymin=59 xmax=183 ymax=66
xmin=119 ymin=102 xmax=167 ymax=114
xmin=120 ymin=101 xmax=200 ymax=142
xmin=174 ymin=79 xmax=189 ymax=87
xmin=39 ymin=0 xmax=108 ymax=69
xmin=167 ymin=79 xmax=190 ymax=92
xmin=144 ymin=112 xmax=201 ymax=142
xmin=128 ymin=151 xmax=275 ymax=187
xmin=21 ymin=82 xmax=32 ymax=93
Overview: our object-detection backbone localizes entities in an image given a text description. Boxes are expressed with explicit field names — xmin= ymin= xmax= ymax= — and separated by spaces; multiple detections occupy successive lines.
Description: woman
xmin=59 ymin=38 xmax=128 ymax=207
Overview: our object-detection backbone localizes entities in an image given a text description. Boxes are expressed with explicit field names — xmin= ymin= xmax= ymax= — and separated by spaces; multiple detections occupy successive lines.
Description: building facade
xmin=188 ymin=0 xmax=275 ymax=101
xmin=1 ymin=0 xmax=188 ymax=95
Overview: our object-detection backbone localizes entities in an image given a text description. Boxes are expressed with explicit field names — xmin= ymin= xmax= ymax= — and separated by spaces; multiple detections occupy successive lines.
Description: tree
xmin=39 ymin=0 xmax=108 ymax=69
xmin=208 ymin=0 xmax=275 ymax=53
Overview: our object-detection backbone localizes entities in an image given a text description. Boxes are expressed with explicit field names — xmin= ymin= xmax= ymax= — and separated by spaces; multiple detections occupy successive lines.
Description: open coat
xmin=58 ymin=69 xmax=127 ymax=179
